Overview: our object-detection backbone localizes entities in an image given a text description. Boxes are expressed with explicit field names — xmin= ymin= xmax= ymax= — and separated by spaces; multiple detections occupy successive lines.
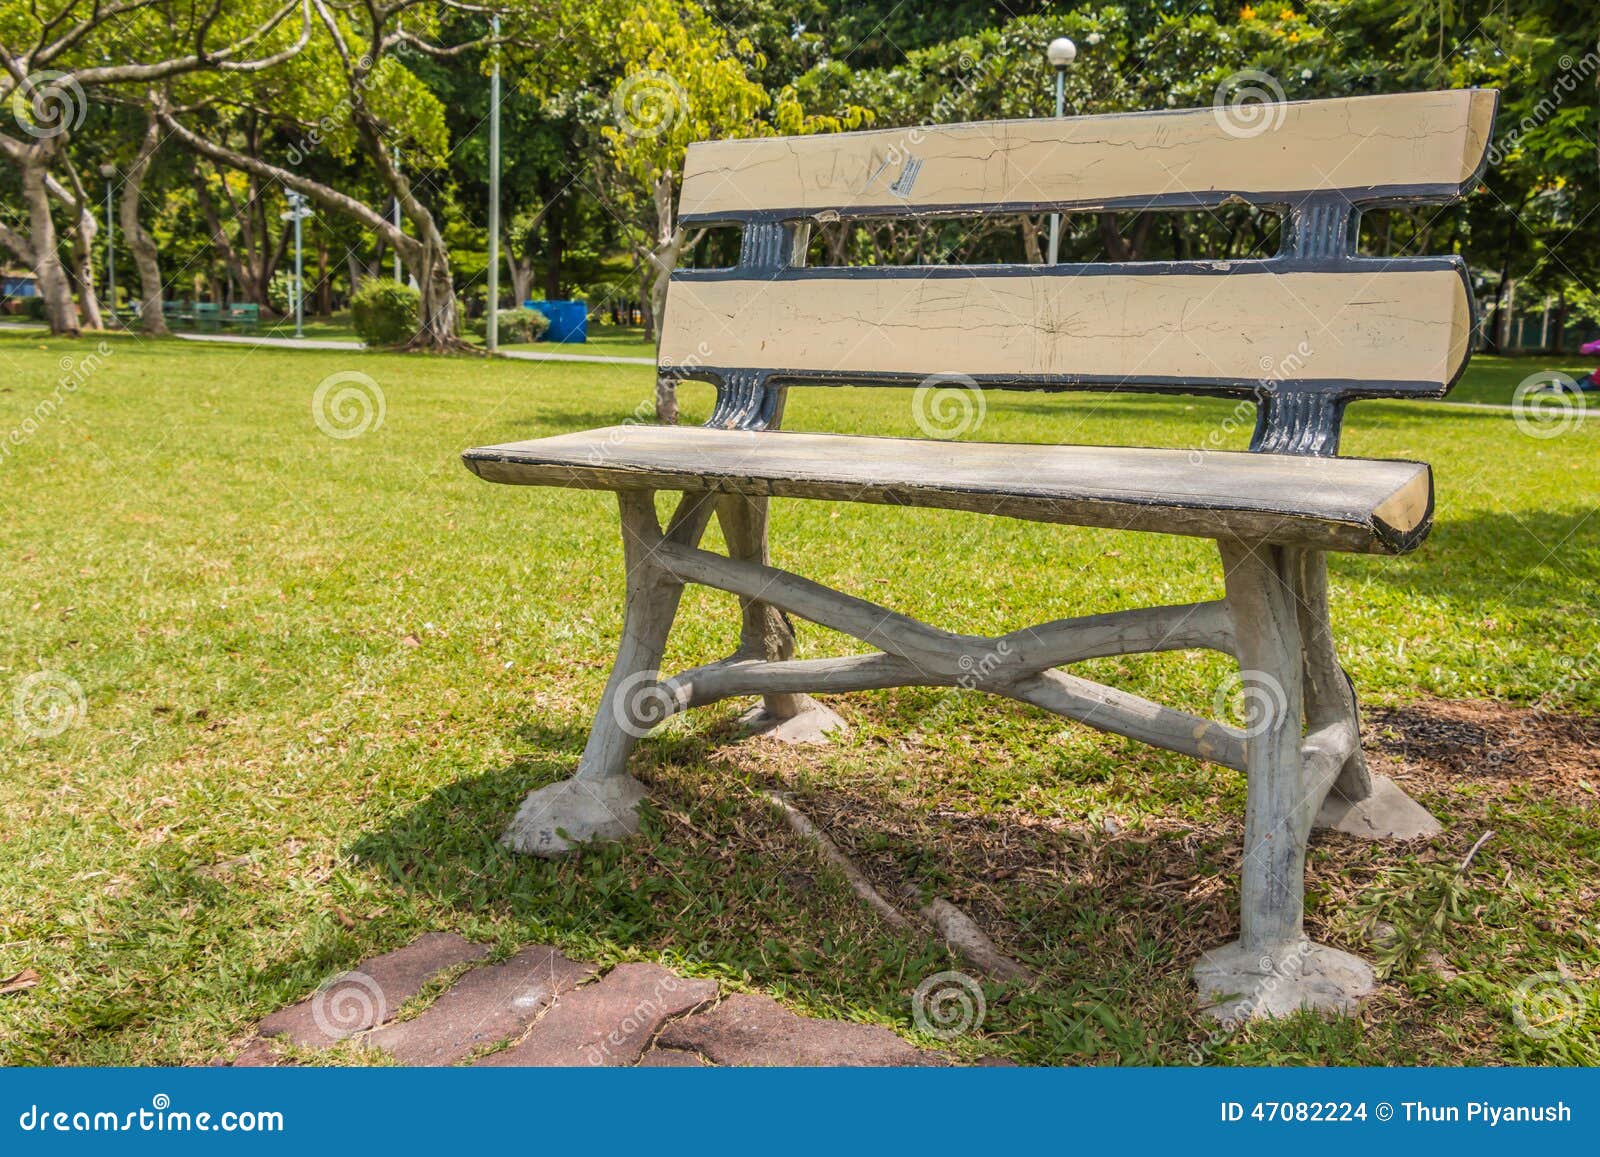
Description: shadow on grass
xmin=1345 ymin=505 xmax=1600 ymax=615
xmin=337 ymin=711 xmax=1227 ymax=1063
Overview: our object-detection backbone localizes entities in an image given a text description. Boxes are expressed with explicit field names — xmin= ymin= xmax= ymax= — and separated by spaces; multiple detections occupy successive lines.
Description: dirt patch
xmin=691 ymin=695 xmax=1598 ymax=1063
xmin=1367 ymin=697 xmax=1600 ymax=804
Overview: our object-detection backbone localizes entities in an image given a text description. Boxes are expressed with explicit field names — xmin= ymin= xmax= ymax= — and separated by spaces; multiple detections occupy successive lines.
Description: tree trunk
xmin=121 ymin=117 xmax=168 ymax=336
xmin=19 ymin=152 xmax=80 ymax=336
xmin=639 ymin=263 xmax=655 ymax=342
xmin=542 ymin=224 xmax=564 ymax=300
xmin=196 ymin=173 xmax=250 ymax=299
xmin=509 ymin=254 xmax=534 ymax=307
xmin=49 ymin=163 xmax=105 ymax=327
xmin=64 ymin=201 xmax=103 ymax=328
xmin=404 ymin=228 xmax=463 ymax=351
xmin=346 ymin=250 xmax=369 ymax=298
xmin=1020 ymin=214 xmax=1044 ymax=264
xmin=1097 ymin=212 xmax=1131 ymax=262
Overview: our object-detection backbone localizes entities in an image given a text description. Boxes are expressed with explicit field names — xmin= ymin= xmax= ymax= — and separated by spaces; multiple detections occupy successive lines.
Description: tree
xmin=0 ymin=0 xmax=312 ymax=334
xmin=565 ymin=0 xmax=865 ymax=418
xmin=154 ymin=1 xmax=493 ymax=348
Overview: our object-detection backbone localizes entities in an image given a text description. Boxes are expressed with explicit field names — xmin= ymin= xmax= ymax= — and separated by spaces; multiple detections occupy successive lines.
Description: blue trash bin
xmin=524 ymin=299 xmax=587 ymax=343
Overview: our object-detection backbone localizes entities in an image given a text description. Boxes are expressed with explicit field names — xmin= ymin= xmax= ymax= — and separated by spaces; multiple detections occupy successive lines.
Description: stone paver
xmin=364 ymin=945 xmax=595 ymax=1065
xmin=636 ymin=1047 xmax=708 ymax=1067
xmin=657 ymin=993 xmax=945 ymax=1067
xmin=251 ymin=933 xmax=488 ymax=1054
xmin=237 ymin=934 xmax=984 ymax=1067
xmin=476 ymin=962 xmax=717 ymax=1067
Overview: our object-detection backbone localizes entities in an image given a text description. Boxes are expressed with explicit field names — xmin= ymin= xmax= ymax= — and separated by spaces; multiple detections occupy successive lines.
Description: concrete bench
xmin=464 ymin=88 xmax=1497 ymax=1018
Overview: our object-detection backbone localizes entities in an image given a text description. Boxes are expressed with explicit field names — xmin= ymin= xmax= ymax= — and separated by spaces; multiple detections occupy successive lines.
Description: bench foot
xmin=502 ymin=774 xmax=650 ymax=858
xmin=1314 ymin=774 xmax=1442 ymax=840
xmin=736 ymin=695 xmax=847 ymax=744
xmin=1194 ymin=937 xmax=1376 ymax=1020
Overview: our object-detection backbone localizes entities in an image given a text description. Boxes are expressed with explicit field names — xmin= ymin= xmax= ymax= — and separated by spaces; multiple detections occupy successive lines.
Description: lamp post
xmin=1045 ymin=36 xmax=1076 ymax=265
xmin=282 ymin=191 xmax=313 ymax=338
xmin=99 ymin=163 xmax=116 ymax=321
xmin=392 ymin=148 xmax=403 ymax=282
xmin=487 ymin=13 xmax=502 ymax=353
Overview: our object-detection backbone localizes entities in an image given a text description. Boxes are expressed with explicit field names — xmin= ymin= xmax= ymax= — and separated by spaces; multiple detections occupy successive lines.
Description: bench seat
xmin=463 ymin=426 xmax=1431 ymax=555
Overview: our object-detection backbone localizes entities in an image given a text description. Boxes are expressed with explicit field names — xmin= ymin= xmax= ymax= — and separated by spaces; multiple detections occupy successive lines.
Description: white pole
xmin=392 ymin=148 xmax=402 ymax=282
xmin=291 ymin=193 xmax=305 ymax=339
xmin=1048 ymin=68 xmax=1065 ymax=264
xmin=487 ymin=14 xmax=501 ymax=353
xmin=1044 ymin=38 xmax=1076 ymax=266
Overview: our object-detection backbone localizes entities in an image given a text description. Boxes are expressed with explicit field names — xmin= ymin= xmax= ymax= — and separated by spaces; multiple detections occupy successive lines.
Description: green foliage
xmin=470 ymin=307 xmax=550 ymax=343
xmin=349 ymin=279 xmax=420 ymax=347
xmin=22 ymin=295 xmax=48 ymax=321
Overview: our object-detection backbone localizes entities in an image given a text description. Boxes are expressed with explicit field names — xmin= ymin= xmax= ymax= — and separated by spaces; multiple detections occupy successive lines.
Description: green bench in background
xmin=223 ymin=304 xmax=260 ymax=333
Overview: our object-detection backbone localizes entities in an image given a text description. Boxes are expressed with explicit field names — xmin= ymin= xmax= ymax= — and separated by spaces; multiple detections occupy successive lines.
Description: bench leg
xmin=503 ymin=490 xmax=713 ymax=858
xmin=1295 ymin=550 xmax=1443 ymax=841
xmin=715 ymin=494 xmax=846 ymax=743
xmin=1194 ymin=540 xmax=1376 ymax=1019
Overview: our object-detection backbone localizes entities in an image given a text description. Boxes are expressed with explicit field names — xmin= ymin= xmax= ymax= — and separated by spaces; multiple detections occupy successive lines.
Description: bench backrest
xmin=658 ymin=89 xmax=1495 ymax=455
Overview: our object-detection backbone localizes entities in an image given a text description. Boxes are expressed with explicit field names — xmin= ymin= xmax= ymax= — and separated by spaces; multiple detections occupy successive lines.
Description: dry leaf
xmin=1 ymin=969 xmax=40 ymax=996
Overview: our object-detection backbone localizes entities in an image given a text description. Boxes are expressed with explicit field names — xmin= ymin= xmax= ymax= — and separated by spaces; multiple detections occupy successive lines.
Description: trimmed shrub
xmin=23 ymin=295 xmax=48 ymax=321
xmin=350 ymin=279 xmax=419 ymax=346
xmin=471 ymin=307 xmax=550 ymax=344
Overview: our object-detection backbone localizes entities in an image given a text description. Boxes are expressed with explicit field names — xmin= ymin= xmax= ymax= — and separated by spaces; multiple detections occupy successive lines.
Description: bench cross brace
xmin=504 ymin=490 xmax=1441 ymax=1019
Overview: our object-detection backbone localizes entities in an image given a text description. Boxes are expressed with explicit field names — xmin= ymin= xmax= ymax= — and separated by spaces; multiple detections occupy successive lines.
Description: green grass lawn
xmin=1450 ymin=354 xmax=1598 ymax=405
xmin=488 ymin=324 xmax=654 ymax=359
xmin=258 ymin=314 xmax=362 ymax=343
xmin=1 ymin=330 xmax=1596 ymax=1066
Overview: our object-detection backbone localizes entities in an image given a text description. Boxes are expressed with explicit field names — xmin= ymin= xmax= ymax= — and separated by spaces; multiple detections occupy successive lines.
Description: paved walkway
xmin=176 ymin=332 xmax=364 ymax=351
xmin=172 ymin=330 xmax=655 ymax=365
xmin=498 ymin=347 xmax=655 ymax=366
xmin=230 ymin=933 xmax=981 ymax=1067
